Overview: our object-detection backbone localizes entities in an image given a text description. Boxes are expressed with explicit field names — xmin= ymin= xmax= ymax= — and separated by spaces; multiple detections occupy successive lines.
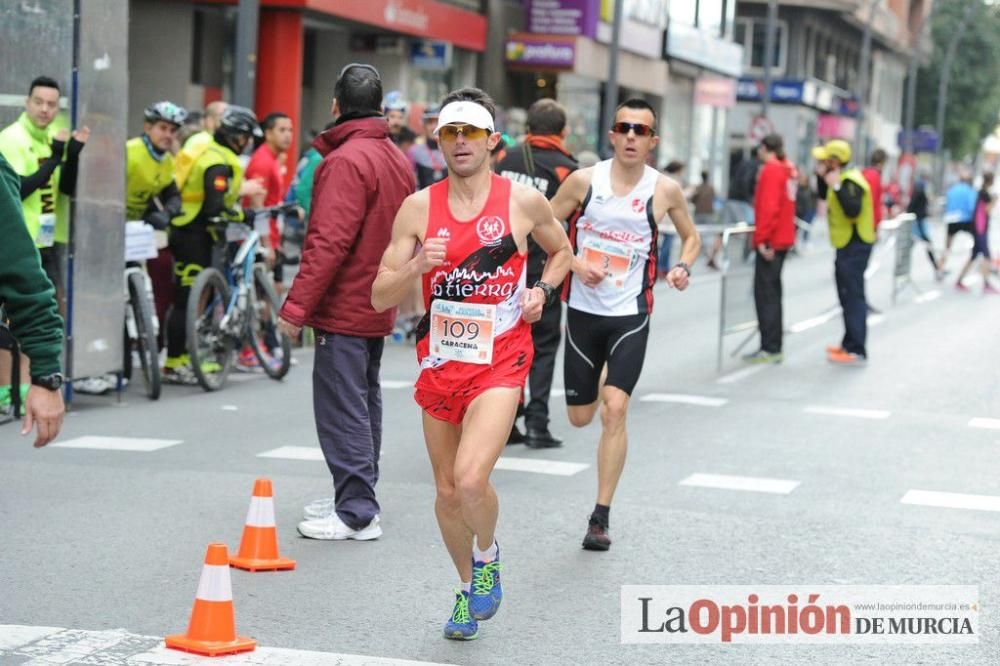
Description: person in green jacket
xmin=0 ymin=152 xmax=66 ymax=447
xmin=0 ymin=76 xmax=89 ymax=314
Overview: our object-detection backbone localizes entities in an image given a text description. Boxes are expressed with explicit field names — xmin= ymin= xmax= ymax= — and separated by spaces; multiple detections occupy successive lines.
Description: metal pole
xmin=854 ymin=0 xmax=878 ymax=163
xmin=233 ymin=0 xmax=260 ymax=108
xmin=902 ymin=5 xmax=931 ymax=157
xmin=600 ymin=0 xmax=624 ymax=157
xmin=934 ymin=0 xmax=977 ymax=192
xmin=761 ymin=0 xmax=778 ymax=119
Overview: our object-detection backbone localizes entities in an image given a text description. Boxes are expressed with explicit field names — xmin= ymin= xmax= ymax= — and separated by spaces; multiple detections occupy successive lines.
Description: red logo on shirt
xmin=476 ymin=216 xmax=506 ymax=247
xmin=631 ymin=198 xmax=646 ymax=214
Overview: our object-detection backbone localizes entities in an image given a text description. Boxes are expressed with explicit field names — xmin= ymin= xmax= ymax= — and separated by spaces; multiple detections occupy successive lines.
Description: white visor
xmin=434 ymin=101 xmax=494 ymax=135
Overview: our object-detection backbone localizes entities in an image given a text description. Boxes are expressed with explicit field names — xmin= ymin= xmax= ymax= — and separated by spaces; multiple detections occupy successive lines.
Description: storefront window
xmin=668 ymin=1 xmax=697 ymax=27
xmin=734 ymin=17 xmax=787 ymax=74
xmin=697 ymin=0 xmax=724 ymax=37
xmin=557 ymin=73 xmax=601 ymax=157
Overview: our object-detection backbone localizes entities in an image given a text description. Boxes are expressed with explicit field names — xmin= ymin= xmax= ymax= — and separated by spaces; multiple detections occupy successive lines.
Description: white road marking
xmin=803 ymin=405 xmax=891 ymax=420
xmin=257 ymin=446 xmax=325 ymax=461
xmin=969 ymin=417 xmax=1000 ymax=430
xmin=0 ymin=624 xmax=449 ymax=665
xmin=494 ymin=457 xmax=589 ymax=476
xmin=901 ymin=489 xmax=1000 ymax=513
xmin=640 ymin=393 xmax=728 ymax=407
xmin=679 ymin=473 xmax=800 ymax=495
xmin=787 ymin=306 xmax=841 ymax=333
xmin=222 ymin=405 xmax=239 ymax=411
xmin=380 ymin=380 xmax=413 ymax=389
xmin=51 ymin=436 xmax=182 ymax=452
xmin=867 ymin=314 xmax=886 ymax=327
xmin=915 ymin=289 xmax=941 ymax=304
xmin=716 ymin=365 xmax=765 ymax=385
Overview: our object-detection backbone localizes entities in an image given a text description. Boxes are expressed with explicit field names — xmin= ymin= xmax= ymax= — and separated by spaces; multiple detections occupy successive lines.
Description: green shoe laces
xmin=452 ymin=591 xmax=472 ymax=624
xmin=472 ymin=561 xmax=501 ymax=596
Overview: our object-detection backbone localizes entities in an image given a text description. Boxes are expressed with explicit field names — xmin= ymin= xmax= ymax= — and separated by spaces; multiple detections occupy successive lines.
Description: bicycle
xmin=186 ymin=207 xmax=292 ymax=391
xmin=123 ymin=264 xmax=161 ymax=400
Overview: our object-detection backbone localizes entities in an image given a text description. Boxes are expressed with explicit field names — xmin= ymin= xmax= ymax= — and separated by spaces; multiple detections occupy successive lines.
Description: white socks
xmin=460 ymin=581 xmax=471 ymax=594
xmin=473 ymin=538 xmax=498 ymax=562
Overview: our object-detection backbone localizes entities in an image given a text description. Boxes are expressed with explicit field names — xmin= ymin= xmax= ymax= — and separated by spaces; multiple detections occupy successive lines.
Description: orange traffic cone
xmin=229 ymin=478 xmax=296 ymax=572
xmin=165 ymin=543 xmax=256 ymax=656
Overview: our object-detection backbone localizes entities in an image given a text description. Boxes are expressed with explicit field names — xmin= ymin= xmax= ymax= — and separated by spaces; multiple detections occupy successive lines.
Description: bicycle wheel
xmin=186 ymin=267 xmax=234 ymax=391
xmin=127 ymin=271 xmax=161 ymax=400
xmin=248 ymin=265 xmax=291 ymax=379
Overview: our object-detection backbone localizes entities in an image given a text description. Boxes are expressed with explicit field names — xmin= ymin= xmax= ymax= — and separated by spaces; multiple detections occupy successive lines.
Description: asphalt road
xmin=2 ymin=224 xmax=999 ymax=665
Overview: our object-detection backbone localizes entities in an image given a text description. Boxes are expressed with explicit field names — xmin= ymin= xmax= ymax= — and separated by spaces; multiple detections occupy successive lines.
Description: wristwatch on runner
xmin=31 ymin=372 xmax=64 ymax=391
xmin=673 ymin=262 xmax=691 ymax=277
xmin=533 ymin=280 xmax=557 ymax=304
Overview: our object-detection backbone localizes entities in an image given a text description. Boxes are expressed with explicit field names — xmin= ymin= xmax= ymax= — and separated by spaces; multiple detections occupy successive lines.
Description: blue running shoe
xmin=443 ymin=589 xmax=478 ymax=640
xmin=469 ymin=544 xmax=503 ymax=620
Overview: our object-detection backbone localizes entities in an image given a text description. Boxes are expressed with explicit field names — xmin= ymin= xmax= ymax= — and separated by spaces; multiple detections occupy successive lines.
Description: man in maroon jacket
xmin=745 ymin=134 xmax=797 ymax=364
xmin=278 ymin=63 xmax=416 ymax=541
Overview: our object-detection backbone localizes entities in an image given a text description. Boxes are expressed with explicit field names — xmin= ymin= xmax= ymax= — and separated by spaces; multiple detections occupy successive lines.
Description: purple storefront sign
xmin=526 ymin=0 xmax=598 ymax=38
xmin=505 ymin=35 xmax=576 ymax=68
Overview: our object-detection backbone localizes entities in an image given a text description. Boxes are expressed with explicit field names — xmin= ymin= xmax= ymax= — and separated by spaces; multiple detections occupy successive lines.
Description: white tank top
xmin=566 ymin=159 xmax=659 ymax=316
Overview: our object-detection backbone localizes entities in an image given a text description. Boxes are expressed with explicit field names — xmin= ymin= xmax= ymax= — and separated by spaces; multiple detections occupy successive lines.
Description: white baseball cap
xmin=434 ymin=101 xmax=495 ymax=135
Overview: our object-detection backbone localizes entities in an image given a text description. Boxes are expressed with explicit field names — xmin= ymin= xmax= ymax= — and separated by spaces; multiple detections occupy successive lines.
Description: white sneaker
xmin=302 ymin=496 xmax=336 ymax=520
xmin=73 ymin=376 xmax=113 ymax=395
xmin=297 ymin=514 xmax=381 ymax=541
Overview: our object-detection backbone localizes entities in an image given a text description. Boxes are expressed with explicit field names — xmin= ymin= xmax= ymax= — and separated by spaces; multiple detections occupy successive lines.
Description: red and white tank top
xmin=565 ymin=159 xmax=659 ymax=316
xmin=415 ymin=174 xmax=529 ymax=371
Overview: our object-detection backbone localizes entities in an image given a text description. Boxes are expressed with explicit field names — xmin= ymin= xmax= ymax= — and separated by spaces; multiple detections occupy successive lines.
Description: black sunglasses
xmin=338 ymin=63 xmax=381 ymax=81
xmin=612 ymin=122 xmax=655 ymax=137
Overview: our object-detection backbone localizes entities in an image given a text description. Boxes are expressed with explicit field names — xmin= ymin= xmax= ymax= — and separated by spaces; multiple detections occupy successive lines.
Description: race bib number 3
xmin=580 ymin=237 xmax=634 ymax=289
xmin=430 ymin=300 xmax=496 ymax=365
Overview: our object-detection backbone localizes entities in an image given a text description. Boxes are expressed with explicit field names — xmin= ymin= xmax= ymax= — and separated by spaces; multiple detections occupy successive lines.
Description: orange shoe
xmin=825 ymin=344 xmax=844 ymax=355
xmin=827 ymin=349 xmax=866 ymax=366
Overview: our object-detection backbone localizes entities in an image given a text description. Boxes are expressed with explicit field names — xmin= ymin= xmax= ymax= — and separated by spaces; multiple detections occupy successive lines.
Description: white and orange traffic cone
xmin=230 ymin=478 xmax=296 ymax=572
xmin=165 ymin=543 xmax=256 ymax=656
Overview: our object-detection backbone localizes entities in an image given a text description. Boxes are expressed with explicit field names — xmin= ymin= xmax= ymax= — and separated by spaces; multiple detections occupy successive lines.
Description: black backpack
xmin=0 ymin=307 xmax=21 ymax=423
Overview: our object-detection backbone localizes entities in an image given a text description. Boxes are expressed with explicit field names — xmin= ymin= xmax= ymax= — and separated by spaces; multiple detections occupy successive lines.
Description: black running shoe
xmin=582 ymin=516 xmax=611 ymax=551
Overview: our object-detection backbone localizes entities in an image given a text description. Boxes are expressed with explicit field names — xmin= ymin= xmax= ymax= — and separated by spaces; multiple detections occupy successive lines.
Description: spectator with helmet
xmin=408 ymin=105 xmax=447 ymax=190
xmin=382 ymin=90 xmax=409 ymax=146
xmin=126 ymin=101 xmax=187 ymax=348
xmin=813 ymin=139 xmax=876 ymax=365
xmin=164 ymin=106 xmax=263 ymax=385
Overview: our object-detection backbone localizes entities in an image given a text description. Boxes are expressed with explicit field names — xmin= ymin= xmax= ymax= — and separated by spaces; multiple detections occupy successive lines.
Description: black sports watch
xmin=533 ymin=280 xmax=557 ymax=304
xmin=673 ymin=262 xmax=691 ymax=277
xmin=31 ymin=372 xmax=64 ymax=391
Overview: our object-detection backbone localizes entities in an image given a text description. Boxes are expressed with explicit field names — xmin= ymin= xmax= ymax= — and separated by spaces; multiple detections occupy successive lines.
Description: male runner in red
xmin=372 ymin=87 xmax=571 ymax=640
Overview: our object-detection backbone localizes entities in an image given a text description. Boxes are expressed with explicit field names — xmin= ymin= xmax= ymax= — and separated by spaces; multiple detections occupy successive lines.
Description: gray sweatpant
xmin=313 ymin=331 xmax=384 ymax=530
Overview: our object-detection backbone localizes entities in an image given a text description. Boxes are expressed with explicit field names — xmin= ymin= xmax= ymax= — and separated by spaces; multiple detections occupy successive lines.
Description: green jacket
xmin=0 ymin=152 xmax=63 ymax=376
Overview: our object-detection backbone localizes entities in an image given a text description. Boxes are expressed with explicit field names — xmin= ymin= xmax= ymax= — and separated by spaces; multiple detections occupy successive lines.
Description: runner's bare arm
xmin=549 ymin=168 xmax=605 ymax=285
xmin=520 ymin=186 xmax=572 ymax=290
xmin=657 ymin=175 xmax=701 ymax=290
xmin=371 ymin=192 xmax=439 ymax=313
xmin=512 ymin=185 xmax=573 ymax=322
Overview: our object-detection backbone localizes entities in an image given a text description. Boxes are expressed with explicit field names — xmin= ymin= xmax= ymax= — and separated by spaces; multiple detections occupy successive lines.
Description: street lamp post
xmin=599 ymin=0 xmax=624 ymax=158
xmin=934 ymin=0 xmax=978 ymax=191
xmin=761 ymin=0 xmax=778 ymax=120
xmin=854 ymin=0 xmax=879 ymax=165
xmin=233 ymin=0 xmax=260 ymax=109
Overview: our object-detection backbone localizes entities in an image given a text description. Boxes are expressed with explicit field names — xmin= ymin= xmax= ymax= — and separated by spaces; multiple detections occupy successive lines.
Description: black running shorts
xmin=563 ymin=308 xmax=650 ymax=405
xmin=947 ymin=221 xmax=973 ymax=237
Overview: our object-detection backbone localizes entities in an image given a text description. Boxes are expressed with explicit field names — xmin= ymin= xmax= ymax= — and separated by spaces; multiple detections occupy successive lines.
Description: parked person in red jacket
xmin=745 ymin=134 xmax=797 ymax=364
xmin=278 ymin=63 xmax=416 ymax=541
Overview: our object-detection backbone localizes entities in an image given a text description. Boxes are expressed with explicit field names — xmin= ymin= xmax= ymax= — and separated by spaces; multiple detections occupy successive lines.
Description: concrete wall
xmin=128 ymin=0 xmax=194 ymax=137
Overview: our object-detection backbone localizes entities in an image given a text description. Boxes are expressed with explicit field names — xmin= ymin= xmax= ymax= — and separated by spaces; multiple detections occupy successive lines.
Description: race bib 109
xmin=430 ymin=300 xmax=496 ymax=365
